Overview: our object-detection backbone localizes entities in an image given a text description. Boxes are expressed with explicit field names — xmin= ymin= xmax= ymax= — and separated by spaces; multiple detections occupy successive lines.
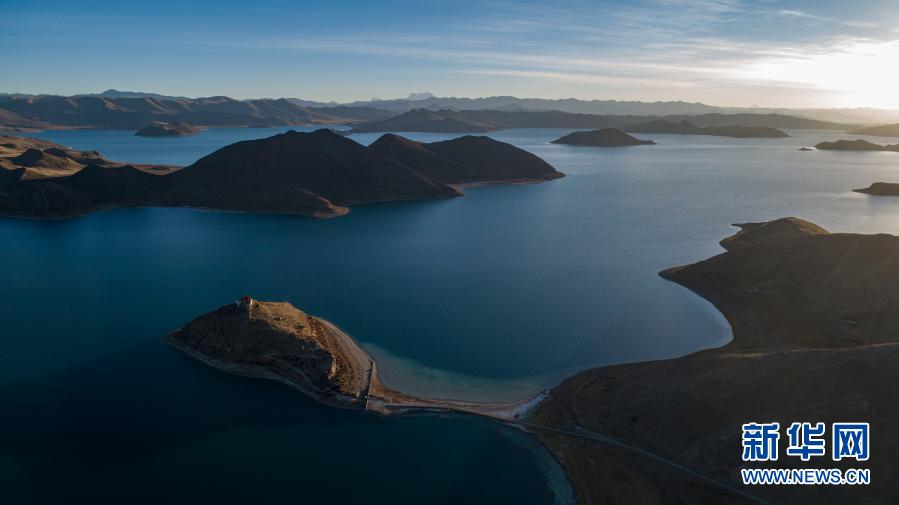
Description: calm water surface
xmin=3 ymin=126 xmax=899 ymax=503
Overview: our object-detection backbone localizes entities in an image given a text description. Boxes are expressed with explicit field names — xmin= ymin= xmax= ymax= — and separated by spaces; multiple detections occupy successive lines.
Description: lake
xmin=3 ymin=126 xmax=899 ymax=504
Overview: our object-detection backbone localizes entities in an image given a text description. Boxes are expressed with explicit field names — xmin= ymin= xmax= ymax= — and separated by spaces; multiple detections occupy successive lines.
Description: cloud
xmin=777 ymin=8 xmax=877 ymax=28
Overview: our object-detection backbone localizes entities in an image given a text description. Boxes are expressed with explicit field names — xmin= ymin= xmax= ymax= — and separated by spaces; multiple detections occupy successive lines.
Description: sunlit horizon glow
xmin=742 ymin=39 xmax=899 ymax=109
xmin=3 ymin=0 xmax=899 ymax=109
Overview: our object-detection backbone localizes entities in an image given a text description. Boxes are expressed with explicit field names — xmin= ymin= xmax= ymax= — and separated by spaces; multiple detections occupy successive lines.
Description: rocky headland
xmin=550 ymin=128 xmax=656 ymax=147
xmin=167 ymin=297 xmax=542 ymax=420
xmin=531 ymin=218 xmax=899 ymax=504
xmin=853 ymin=182 xmax=899 ymax=196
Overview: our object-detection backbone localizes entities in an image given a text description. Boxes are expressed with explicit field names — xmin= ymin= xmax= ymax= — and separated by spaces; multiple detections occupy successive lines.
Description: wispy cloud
xmin=778 ymin=9 xmax=878 ymax=28
xmin=5 ymin=0 xmax=897 ymax=106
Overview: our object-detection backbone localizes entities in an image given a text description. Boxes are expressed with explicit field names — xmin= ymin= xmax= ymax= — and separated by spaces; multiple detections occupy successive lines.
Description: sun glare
xmin=744 ymin=39 xmax=899 ymax=109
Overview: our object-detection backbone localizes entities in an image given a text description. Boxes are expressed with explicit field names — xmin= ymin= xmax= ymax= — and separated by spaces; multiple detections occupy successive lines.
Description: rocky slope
xmin=533 ymin=218 xmax=899 ymax=504
xmin=167 ymin=299 xmax=374 ymax=408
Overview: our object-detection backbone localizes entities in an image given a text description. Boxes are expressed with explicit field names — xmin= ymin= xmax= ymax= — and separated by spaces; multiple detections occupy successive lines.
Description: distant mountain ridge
xmin=0 ymin=95 xmax=394 ymax=129
xmin=4 ymin=90 xmax=899 ymax=126
xmin=4 ymin=90 xmax=896 ymax=132
xmin=351 ymin=108 xmax=832 ymax=134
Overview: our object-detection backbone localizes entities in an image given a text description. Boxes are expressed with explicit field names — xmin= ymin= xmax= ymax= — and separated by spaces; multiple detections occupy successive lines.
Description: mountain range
xmin=4 ymin=90 xmax=899 ymax=129
xmin=351 ymin=109 xmax=836 ymax=135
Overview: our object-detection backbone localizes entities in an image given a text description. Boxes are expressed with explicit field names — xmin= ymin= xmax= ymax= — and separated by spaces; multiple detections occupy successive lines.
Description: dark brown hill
xmin=425 ymin=135 xmax=563 ymax=183
xmin=0 ymin=164 xmax=166 ymax=218
xmin=369 ymin=133 xmax=563 ymax=184
xmin=160 ymin=129 xmax=459 ymax=215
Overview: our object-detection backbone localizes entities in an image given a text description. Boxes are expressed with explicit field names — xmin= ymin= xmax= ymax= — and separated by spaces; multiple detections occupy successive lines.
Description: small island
xmin=625 ymin=119 xmax=788 ymax=138
xmin=135 ymin=122 xmax=202 ymax=137
xmin=550 ymin=128 xmax=656 ymax=147
xmin=853 ymin=182 xmax=899 ymax=195
xmin=167 ymin=297 xmax=541 ymax=419
xmin=815 ymin=139 xmax=899 ymax=151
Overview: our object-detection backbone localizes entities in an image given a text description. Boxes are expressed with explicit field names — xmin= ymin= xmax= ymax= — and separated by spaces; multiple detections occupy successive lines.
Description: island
xmin=167 ymin=296 xmax=540 ymax=419
xmin=815 ymin=139 xmax=899 ymax=151
xmin=550 ymin=128 xmax=656 ymax=147
xmin=852 ymin=182 xmax=899 ymax=195
xmin=531 ymin=218 xmax=899 ymax=504
xmin=135 ymin=122 xmax=202 ymax=137
xmin=0 ymin=129 xmax=563 ymax=219
xmin=847 ymin=123 xmax=899 ymax=137
xmin=625 ymin=119 xmax=789 ymax=138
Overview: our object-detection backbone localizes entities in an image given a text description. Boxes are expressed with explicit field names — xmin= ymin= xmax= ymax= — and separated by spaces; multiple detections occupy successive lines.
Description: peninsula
xmin=532 ymin=218 xmax=899 ymax=504
xmin=0 ymin=135 xmax=174 ymax=181
xmin=0 ymin=129 xmax=563 ymax=219
xmin=135 ymin=122 xmax=202 ymax=137
xmin=847 ymin=123 xmax=899 ymax=137
xmin=853 ymin=182 xmax=899 ymax=195
xmin=815 ymin=139 xmax=899 ymax=151
xmin=167 ymin=297 xmax=539 ymax=420
xmin=550 ymin=128 xmax=656 ymax=147
xmin=625 ymin=119 xmax=788 ymax=138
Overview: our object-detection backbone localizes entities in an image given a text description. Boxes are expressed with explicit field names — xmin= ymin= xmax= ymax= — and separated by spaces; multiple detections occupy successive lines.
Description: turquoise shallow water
xmin=3 ymin=126 xmax=899 ymax=503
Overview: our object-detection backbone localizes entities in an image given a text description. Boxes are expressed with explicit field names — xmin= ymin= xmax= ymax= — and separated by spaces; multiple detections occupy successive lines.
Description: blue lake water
xmin=3 ymin=126 xmax=899 ymax=504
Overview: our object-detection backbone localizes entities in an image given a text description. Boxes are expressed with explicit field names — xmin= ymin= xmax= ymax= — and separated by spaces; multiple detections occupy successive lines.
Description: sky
xmin=3 ymin=0 xmax=899 ymax=108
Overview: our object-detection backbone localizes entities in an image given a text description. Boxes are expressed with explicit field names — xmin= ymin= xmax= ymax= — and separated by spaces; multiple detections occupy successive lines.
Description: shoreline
xmin=531 ymin=219 xmax=899 ymax=504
